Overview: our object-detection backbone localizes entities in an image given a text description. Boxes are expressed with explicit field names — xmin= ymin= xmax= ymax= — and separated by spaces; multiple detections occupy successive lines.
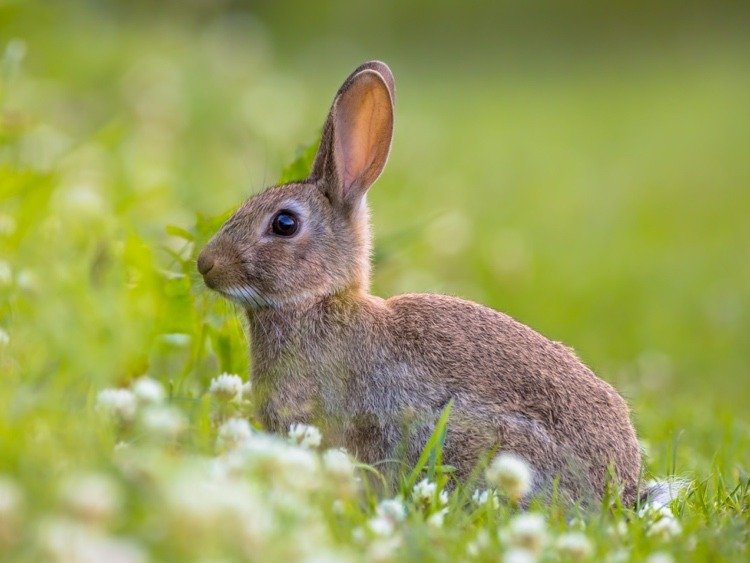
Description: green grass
xmin=1 ymin=3 xmax=749 ymax=561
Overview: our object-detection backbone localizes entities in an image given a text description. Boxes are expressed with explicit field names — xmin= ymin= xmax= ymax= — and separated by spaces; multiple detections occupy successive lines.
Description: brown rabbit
xmin=197 ymin=61 xmax=643 ymax=505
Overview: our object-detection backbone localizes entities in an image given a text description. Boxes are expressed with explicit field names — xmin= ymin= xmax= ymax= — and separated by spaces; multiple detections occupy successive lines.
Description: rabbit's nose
xmin=197 ymin=252 xmax=215 ymax=276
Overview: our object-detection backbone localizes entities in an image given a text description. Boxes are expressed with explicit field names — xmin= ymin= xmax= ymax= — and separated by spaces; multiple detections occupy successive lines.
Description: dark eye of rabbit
xmin=271 ymin=211 xmax=299 ymax=237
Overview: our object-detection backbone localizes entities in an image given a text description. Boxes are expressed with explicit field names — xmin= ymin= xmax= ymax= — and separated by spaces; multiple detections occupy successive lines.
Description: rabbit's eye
xmin=271 ymin=211 xmax=299 ymax=237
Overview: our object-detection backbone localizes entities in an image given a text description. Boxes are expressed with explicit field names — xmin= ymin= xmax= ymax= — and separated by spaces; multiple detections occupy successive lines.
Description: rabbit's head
xmin=197 ymin=61 xmax=394 ymax=309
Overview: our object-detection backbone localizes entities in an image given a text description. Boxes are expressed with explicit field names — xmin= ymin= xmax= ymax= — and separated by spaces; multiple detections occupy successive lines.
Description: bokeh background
xmin=1 ymin=0 xmax=749 ymax=490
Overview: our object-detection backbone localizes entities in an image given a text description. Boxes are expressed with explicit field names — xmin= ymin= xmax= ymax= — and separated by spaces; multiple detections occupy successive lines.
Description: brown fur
xmin=197 ymin=61 xmax=642 ymax=505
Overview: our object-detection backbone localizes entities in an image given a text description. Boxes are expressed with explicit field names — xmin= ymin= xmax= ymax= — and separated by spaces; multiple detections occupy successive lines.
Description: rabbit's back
xmin=376 ymin=293 xmax=641 ymax=502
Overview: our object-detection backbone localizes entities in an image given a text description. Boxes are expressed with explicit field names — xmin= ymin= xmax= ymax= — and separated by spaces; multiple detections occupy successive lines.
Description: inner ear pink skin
xmin=333 ymin=71 xmax=394 ymax=203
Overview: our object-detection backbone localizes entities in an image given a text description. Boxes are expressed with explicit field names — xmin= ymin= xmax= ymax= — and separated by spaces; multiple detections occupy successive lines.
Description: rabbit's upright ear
xmin=310 ymin=61 xmax=394 ymax=210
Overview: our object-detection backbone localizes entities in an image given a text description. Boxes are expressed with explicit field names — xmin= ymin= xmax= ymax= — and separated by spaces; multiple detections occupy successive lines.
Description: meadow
xmin=0 ymin=2 xmax=748 ymax=561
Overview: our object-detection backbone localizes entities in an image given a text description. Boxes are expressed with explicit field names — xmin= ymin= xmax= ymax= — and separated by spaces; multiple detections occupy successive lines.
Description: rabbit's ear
xmin=310 ymin=61 xmax=394 ymax=210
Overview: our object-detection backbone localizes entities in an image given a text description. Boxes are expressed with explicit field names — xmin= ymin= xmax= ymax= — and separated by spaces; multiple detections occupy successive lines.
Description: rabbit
xmin=197 ymin=60 xmax=643 ymax=506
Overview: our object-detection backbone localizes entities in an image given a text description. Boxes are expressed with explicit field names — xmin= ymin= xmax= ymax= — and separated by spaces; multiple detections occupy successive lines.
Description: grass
xmin=1 ymin=3 xmax=749 ymax=561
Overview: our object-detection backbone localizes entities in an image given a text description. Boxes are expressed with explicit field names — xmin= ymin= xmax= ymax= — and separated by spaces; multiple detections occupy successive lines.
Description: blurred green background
xmin=1 ymin=0 xmax=749 ymax=480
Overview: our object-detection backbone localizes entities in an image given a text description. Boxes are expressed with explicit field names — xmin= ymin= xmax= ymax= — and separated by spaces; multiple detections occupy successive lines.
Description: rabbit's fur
xmin=198 ymin=61 xmax=642 ymax=505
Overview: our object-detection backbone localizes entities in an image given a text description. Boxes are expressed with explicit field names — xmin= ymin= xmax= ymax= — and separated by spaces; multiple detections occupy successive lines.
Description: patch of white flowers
xmin=209 ymin=372 xmax=245 ymax=402
xmin=556 ymin=531 xmax=593 ymax=559
xmin=132 ymin=376 xmax=165 ymax=404
xmin=289 ymin=423 xmax=322 ymax=449
xmin=412 ymin=478 xmax=448 ymax=508
xmin=140 ymin=405 xmax=187 ymax=440
xmin=96 ymin=388 xmax=137 ymax=422
xmin=322 ymin=449 xmax=355 ymax=479
xmin=486 ymin=452 xmax=533 ymax=502
xmin=59 ymin=472 xmax=122 ymax=526
xmin=506 ymin=513 xmax=547 ymax=555
xmin=644 ymin=507 xmax=682 ymax=541
xmin=472 ymin=488 xmax=500 ymax=509
xmin=217 ymin=417 xmax=253 ymax=450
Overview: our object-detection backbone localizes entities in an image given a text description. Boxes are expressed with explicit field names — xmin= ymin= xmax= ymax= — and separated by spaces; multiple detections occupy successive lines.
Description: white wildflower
xmin=242 ymin=380 xmax=253 ymax=399
xmin=412 ymin=478 xmax=446 ymax=507
xmin=472 ymin=488 xmax=500 ymax=509
xmin=556 ymin=532 xmax=593 ymax=559
xmin=367 ymin=515 xmax=395 ymax=537
xmin=507 ymin=513 xmax=547 ymax=555
xmin=0 ymin=261 xmax=12 ymax=286
xmin=288 ymin=423 xmax=322 ymax=448
xmin=647 ymin=513 xmax=682 ymax=541
xmin=322 ymin=448 xmax=355 ymax=479
xmin=646 ymin=552 xmax=674 ymax=563
xmin=0 ymin=328 xmax=8 ymax=347
xmin=0 ymin=214 xmax=16 ymax=236
xmin=427 ymin=507 xmax=448 ymax=528
xmin=368 ymin=535 xmax=402 ymax=562
xmin=376 ymin=498 xmax=407 ymax=523
xmin=59 ymin=473 xmax=122 ymax=525
xmin=140 ymin=405 xmax=186 ymax=440
xmin=486 ymin=453 xmax=533 ymax=502
xmin=607 ymin=520 xmax=628 ymax=539
xmin=217 ymin=417 xmax=252 ymax=450
xmin=96 ymin=388 xmax=137 ymax=422
xmin=209 ymin=373 xmax=244 ymax=402
xmin=131 ymin=376 xmax=165 ymax=404
xmin=39 ymin=518 xmax=147 ymax=563
xmin=504 ymin=547 xmax=538 ymax=563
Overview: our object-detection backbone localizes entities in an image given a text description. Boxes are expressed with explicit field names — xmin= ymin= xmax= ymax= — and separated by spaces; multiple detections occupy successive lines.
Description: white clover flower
xmin=217 ymin=417 xmax=253 ymax=450
xmin=606 ymin=520 xmax=628 ymax=539
xmin=140 ymin=405 xmax=186 ymax=440
xmin=96 ymin=388 xmax=137 ymax=422
xmin=556 ymin=532 xmax=593 ymax=559
xmin=486 ymin=453 xmax=533 ymax=502
xmin=503 ymin=547 xmax=537 ymax=563
xmin=275 ymin=445 xmax=319 ymax=486
xmin=0 ymin=214 xmax=16 ymax=236
xmin=367 ymin=515 xmax=395 ymax=537
xmin=288 ymin=423 xmax=322 ymax=448
xmin=0 ymin=328 xmax=8 ymax=347
xmin=647 ymin=513 xmax=682 ymax=541
xmin=368 ymin=536 xmax=402 ymax=562
xmin=472 ymin=488 xmax=500 ymax=509
xmin=427 ymin=507 xmax=448 ymax=528
xmin=165 ymin=464 xmax=270 ymax=536
xmin=209 ymin=373 xmax=244 ymax=402
xmin=322 ymin=449 xmax=355 ymax=479
xmin=376 ymin=498 xmax=407 ymax=523
xmin=0 ymin=261 xmax=12 ymax=286
xmin=507 ymin=513 xmax=547 ymax=555
xmin=646 ymin=552 xmax=674 ymax=563
xmin=59 ymin=473 xmax=122 ymax=525
xmin=242 ymin=380 xmax=253 ymax=399
xmin=412 ymin=478 xmax=441 ymax=507
xmin=131 ymin=376 xmax=165 ymax=404
xmin=39 ymin=518 xmax=147 ymax=563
